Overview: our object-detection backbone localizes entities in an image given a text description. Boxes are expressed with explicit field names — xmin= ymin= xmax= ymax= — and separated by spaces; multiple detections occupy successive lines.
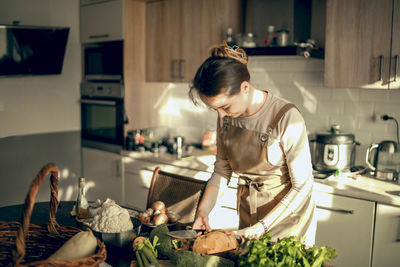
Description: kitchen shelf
xmin=243 ymin=46 xmax=298 ymax=56
xmin=243 ymin=46 xmax=325 ymax=59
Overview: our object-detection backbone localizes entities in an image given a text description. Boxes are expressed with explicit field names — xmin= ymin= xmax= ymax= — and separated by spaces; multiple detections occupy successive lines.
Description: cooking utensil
xmin=167 ymin=229 xmax=205 ymax=239
xmin=366 ymin=140 xmax=399 ymax=181
xmin=93 ymin=229 xmax=136 ymax=248
xmin=276 ymin=29 xmax=289 ymax=46
xmin=311 ymin=125 xmax=360 ymax=172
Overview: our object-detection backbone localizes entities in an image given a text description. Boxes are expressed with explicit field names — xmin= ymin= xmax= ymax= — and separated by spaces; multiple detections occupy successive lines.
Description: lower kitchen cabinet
xmin=124 ymin=170 xmax=153 ymax=211
xmin=82 ymin=147 xmax=123 ymax=204
xmin=122 ymin=157 xmax=171 ymax=211
xmin=313 ymin=191 xmax=375 ymax=267
xmin=372 ymin=203 xmax=400 ymax=267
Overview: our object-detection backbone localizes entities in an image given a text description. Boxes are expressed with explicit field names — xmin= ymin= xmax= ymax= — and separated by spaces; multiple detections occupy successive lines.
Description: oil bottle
xmin=76 ymin=177 xmax=89 ymax=219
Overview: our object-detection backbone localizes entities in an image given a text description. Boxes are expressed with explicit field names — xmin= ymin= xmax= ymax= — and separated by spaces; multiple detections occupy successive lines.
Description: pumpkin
xmin=192 ymin=231 xmax=238 ymax=256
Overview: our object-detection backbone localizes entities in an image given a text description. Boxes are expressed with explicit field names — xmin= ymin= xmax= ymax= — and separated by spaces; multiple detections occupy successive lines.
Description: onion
xmin=144 ymin=208 xmax=154 ymax=216
xmin=151 ymin=201 xmax=166 ymax=212
xmin=153 ymin=213 xmax=169 ymax=225
xmin=166 ymin=211 xmax=180 ymax=223
xmin=138 ymin=212 xmax=151 ymax=224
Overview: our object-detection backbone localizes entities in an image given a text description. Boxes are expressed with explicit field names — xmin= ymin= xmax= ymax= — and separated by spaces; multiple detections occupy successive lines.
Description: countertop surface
xmin=312 ymin=173 xmax=400 ymax=206
xmin=121 ymin=149 xmax=400 ymax=207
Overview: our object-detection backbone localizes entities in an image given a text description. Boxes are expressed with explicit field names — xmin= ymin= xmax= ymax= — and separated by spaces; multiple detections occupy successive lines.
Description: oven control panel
xmin=80 ymin=82 xmax=124 ymax=98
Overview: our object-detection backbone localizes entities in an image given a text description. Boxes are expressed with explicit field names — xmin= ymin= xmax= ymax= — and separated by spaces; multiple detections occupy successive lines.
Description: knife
xmin=167 ymin=229 xmax=205 ymax=239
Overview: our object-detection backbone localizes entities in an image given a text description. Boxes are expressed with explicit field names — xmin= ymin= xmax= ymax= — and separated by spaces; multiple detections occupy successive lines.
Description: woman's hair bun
xmin=210 ymin=41 xmax=248 ymax=65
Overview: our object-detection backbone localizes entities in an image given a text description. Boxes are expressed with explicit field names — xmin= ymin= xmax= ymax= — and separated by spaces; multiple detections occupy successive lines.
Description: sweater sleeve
xmin=278 ymin=108 xmax=314 ymax=213
xmin=207 ymin=118 xmax=233 ymax=187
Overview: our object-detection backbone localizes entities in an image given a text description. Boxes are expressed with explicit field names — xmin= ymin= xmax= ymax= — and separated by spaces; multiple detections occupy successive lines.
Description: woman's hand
xmin=192 ymin=210 xmax=212 ymax=232
xmin=228 ymin=222 xmax=265 ymax=239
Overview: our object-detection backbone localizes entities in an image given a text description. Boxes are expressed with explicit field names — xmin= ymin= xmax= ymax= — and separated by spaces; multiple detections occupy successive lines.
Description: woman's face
xmin=200 ymin=83 xmax=250 ymax=118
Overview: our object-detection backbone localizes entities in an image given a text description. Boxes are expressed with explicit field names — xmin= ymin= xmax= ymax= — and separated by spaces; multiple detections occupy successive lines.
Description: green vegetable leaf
xmin=237 ymin=233 xmax=337 ymax=267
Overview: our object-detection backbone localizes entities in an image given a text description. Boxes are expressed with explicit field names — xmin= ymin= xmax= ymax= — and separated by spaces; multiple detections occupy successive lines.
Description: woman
xmin=190 ymin=42 xmax=316 ymax=246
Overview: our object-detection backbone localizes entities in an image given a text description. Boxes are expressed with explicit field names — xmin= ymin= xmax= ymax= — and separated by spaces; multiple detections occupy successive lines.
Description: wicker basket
xmin=0 ymin=163 xmax=107 ymax=266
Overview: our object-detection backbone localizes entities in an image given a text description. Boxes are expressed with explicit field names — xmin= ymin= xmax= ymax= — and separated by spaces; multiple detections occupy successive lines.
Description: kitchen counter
xmin=313 ymin=173 xmax=400 ymax=207
xmin=121 ymin=149 xmax=400 ymax=207
xmin=121 ymin=149 xmax=217 ymax=174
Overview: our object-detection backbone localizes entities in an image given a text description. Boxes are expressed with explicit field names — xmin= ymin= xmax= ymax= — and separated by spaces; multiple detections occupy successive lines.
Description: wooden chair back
xmin=147 ymin=167 xmax=207 ymax=224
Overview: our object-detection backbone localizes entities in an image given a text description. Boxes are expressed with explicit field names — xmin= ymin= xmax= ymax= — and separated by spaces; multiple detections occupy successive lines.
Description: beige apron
xmin=220 ymin=103 xmax=315 ymax=241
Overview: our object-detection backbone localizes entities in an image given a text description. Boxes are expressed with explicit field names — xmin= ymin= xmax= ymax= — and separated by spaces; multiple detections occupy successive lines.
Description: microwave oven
xmin=83 ymin=40 xmax=123 ymax=81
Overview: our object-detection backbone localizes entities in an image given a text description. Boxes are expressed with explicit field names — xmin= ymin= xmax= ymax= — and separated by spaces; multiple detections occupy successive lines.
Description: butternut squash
xmin=48 ymin=230 xmax=97 ymax=261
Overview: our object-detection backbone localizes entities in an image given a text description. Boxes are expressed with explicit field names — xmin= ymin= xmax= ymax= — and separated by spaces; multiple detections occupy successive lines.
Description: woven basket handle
xmin=13 ymin=162 xmax=60 ymax=265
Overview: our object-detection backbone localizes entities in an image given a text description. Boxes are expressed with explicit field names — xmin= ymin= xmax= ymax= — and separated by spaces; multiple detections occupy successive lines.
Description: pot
xmin=365 ymin=140 xmax=399 ymax=181
xmin=276 ymin=29 xmax=289 ymax=47
xmin=311 ymin=125 xmax=359 ymax=172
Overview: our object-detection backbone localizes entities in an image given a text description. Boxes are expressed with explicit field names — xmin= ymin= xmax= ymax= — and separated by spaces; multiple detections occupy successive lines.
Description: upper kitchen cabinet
xmin=80 ymin=0 xmax=125 ymax=43
xmin=146 ymin=0 xmax=242 ymax=82
xmin=324 ymin=0 xmax=400 ymax=89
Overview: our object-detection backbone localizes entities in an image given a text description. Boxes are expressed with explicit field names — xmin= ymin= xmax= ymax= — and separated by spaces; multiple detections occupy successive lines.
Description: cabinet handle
xmin=116 ymin=159 xmax=122 ymax=178
xmin=80 ymin=99 xmax=116 ymax=106
xmin=89 ymin=34 xmax=110 ymax=39
xmin=171 ymin=60 xmax=178 ymax=79
xmin=394 ymin=55 xmax=399 ymax=82
xmin=179 ymin=59 xmax=185 ymax=79
xmin=397 ymin=216 xmax=400 ymax=242
xmin=378 ymin=55 xmax=384 ymax=82
xmin=316 ymin=205 xmax=354 ymax=214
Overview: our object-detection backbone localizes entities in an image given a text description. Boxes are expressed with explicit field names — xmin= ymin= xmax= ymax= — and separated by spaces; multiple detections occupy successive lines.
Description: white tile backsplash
xmin=331 ymin=88 xmax=360 ymax=102
xmin=247 ymin=58 xmax=281 ymax=70
xmin=388 ymin=90 xmax=400 ymax=103
xmin=260 ymin=71 xmax=294 ymax=85
xmin=359 ymin=89 xmax=390 ymax=102
xmin=343 ymin=102 xmax=374 ymax=116
xmin=162 ymin=56 xmax=399 ymax=166
xmin=292 ymin=71 xmax=324 ymax=87
xmin=316 ymin=100 xmax=345 ymax=116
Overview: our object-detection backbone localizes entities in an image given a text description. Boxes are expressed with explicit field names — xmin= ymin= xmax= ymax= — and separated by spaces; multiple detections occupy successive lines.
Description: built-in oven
xmin=80 ymin=82 xmax=127 ymax=152
xmin=83 ymin=40 xmax=123 ymax=82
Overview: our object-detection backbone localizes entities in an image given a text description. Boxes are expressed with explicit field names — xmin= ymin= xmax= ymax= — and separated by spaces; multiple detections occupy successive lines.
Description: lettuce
xmin=237 ymin=233 xmax=337 ymax=267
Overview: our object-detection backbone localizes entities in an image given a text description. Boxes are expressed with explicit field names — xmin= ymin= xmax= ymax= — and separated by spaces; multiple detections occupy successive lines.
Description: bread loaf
xmin=192 ymin=231 xmax=238 ymax=256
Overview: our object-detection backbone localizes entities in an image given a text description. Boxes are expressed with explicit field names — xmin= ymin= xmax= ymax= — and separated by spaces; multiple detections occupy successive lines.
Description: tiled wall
xmin=165 ymin=56 xmax=400 ymax=166
xmin=248 ymin=56 xmax=400 ymax=166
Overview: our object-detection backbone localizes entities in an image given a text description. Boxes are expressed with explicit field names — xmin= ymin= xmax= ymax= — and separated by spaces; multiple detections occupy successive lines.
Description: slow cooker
xmin=311 ymin=125 xmax=359 ymax=172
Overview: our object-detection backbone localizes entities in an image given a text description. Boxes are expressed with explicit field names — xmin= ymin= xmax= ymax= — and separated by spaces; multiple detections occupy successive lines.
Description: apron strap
xmin=270 ymin=103 xmax=297 ymax=129
xmin=238 ymin=176 xmax=268 ymax=225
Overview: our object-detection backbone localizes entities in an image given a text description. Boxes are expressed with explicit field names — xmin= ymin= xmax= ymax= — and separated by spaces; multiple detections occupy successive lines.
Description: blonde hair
xmin=209 ymin=41 xmax=248 ymax=65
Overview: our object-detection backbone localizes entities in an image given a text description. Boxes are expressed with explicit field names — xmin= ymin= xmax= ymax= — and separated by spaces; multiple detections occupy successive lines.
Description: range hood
xmin=0 ymin=25 xmax=70 ymax=76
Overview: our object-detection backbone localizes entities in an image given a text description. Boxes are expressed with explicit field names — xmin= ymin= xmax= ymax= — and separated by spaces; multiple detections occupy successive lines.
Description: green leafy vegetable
xmin=237 ymin=233 xmax=337 ymax=267
xmin=135 ymin=236 xmax=160 ymax=266
xmin=149 ymin=224 xmax=176 ymax=260
xmin=174 ymin=250 xmax=235 ymax=267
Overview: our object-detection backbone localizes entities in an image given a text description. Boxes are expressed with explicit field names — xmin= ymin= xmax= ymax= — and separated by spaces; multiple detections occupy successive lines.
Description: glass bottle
xmin=225 ymin=27 xmax=236 ymax=46
xmin=76 ymin=177 xmax=89 ymax=219
xmin=265 ymin=25 xmax=276 ymax=46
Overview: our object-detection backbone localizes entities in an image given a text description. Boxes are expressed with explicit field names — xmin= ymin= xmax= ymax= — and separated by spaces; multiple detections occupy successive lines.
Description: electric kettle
xmin=365 ymin=140 xmax=400 ymax=181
